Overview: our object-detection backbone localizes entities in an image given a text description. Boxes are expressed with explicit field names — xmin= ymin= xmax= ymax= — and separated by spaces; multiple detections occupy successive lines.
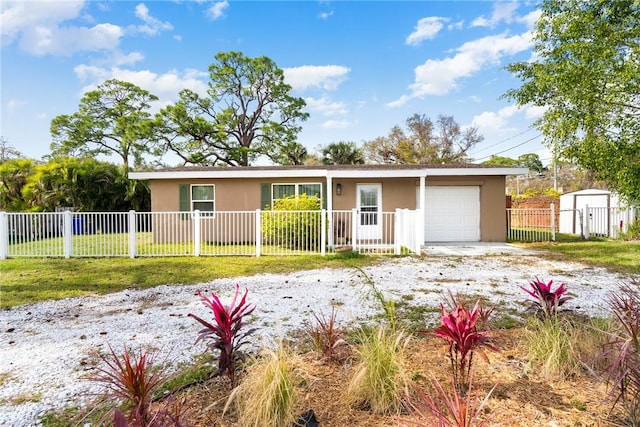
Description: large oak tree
xmin=158 ymin=51 xmax=309 ymax=166
xmin=504 ymin=0 xmax=640 ymax=203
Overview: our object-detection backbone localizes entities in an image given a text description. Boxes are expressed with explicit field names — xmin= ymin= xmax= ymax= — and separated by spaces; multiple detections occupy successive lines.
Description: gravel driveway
xmin=0 ymin=253 xmax=631 ymax=426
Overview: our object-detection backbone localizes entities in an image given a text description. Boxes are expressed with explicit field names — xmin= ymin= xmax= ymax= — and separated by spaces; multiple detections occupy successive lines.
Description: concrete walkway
xmin=421 ymin=242 xmax=542 ymax=256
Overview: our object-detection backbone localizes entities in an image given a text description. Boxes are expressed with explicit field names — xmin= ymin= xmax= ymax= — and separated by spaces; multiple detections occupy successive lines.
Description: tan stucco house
xmin=129 ymin=164 xmax=527 ymax=244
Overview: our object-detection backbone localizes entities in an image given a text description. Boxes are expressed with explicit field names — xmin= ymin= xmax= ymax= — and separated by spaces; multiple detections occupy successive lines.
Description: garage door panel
xmin=424 ymin=186 xmax=480 ymax=242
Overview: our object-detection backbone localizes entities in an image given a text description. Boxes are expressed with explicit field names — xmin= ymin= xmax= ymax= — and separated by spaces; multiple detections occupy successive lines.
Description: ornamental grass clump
xmin=225 ymin=342 xmax=300 ymax=427
xmin=520 ymin=277 xmax=573 ymax=319
xmin=188 ymin=284 xmax=256 ymax=386
xmin=345 ymin=326 xmax=411 ymax=415
xmin=524 ymin=316 xmax=581 ymax=380
xmin=421 ymin=302 xmax=497 ymax=390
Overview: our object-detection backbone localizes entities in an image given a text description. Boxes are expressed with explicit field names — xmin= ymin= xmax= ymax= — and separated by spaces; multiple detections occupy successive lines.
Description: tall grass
xmin=226 ymin=343 xmax=299 ymax=427
xmin=345 ymin=326 xmax=410 ymax=415
xmin=525 ymin=316 xmax=581 ymax=380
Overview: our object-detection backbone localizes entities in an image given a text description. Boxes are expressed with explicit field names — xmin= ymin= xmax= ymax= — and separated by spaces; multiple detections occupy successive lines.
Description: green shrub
xmin=261 ymin=194 xmax=322 ymax=250
xmin=619 ymin=219 xmax=640 ymax=241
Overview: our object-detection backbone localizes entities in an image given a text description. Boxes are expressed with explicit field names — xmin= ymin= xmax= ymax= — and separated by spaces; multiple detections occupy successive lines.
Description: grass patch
xmin=345 ymin=326 xmax=410 ymax=415
xmin=0 ymin=254 xmax=377 ymax=309
xmin=523 ymin=240 xmax=640 ymax=275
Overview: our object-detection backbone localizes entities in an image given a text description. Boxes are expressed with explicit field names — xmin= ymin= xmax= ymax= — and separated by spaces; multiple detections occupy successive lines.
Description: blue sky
xmin=1 ymin=0 xmax=548 ymax=166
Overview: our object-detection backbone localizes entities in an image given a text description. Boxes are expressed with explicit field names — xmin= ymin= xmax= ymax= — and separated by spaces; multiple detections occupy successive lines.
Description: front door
xmin=357 ymin=184 xmax=382 ymax=240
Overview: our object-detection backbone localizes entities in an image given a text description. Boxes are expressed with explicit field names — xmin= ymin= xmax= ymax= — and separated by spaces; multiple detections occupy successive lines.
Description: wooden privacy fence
xmin=0 ymin=209 xmax=423 ymax=259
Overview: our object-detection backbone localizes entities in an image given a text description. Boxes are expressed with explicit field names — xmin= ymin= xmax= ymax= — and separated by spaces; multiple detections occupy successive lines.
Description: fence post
xmin=584 ymin=204 xmax=590 ymax=239
xmin=0 ymin=212 xmax=8 ymax=260
xmin=351 ymin=208 xmax=358 ymax=252
xmin=128 ymin=210 xmax=137 ymax=258
xmin=550 ymin=203 xmax=556 ymax=242
xmin=64 ymin=211 xmax=72 ymax=259
xmin=415 ymin=208 xmax=423 ymax=254
xmin=193 ymin=210 xmax=201 ymax=257
xmin=320 ymin=209 xmax=326 ymax=256
xmin=394 ymin=208 xmax=401 ymax=255
xmin=255 ymin=209 xmax=261 ymax=257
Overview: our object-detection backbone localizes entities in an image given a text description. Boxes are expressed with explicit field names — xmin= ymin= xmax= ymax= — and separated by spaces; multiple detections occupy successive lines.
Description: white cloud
xmin=319 ymin=10 xmax=334 ymax=20
xmin=471 ymin=1 xmax=519 ymax=28
xmin=283 ymin=65 xmax=350 ymax=91
xmin=468 ymin=95 xmax=482 ymax=104
xmin=524 ymin=105 xmax=547 ymax=119
xmin=305 ymin=97 xmax=347 ymax=116
xmin=206 ymin=1 xmax=228 ymax=20
xmin=0 ymin=0 xmax=129 ymax=56
xmin=471 ymin=105 xmax=519 ymax=134
xmin=322 ymin=119 xmax=350 ymax=129
xmin=73 ymin=65 xmax=209 ymax=102
xmin=19 ymin=23 xmax=123 ymax=56
xmin=448 ymin=20 xmax=464 ymax=30
xmin=6 ymin=99 xmax=27 ymax=112
xmin=406 ymin=17 xmax=447 ymax=46
xmin=518 ymin=10 xmax=541 ymax=29
xmin=132 ymin=3 xmax=173 ymax=36
xmin=388 ymin=32 xmax=532 ymax=106
xmin=0 ymin=0 xmax=84 ymax=45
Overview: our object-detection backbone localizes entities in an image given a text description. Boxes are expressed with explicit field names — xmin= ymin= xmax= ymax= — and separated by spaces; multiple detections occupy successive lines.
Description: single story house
xmin=129 ymin=164 xmax=527 ymax=246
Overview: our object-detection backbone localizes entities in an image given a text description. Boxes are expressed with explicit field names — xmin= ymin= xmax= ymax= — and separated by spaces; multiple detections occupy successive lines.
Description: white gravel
xmin=0 ymin=254 xmax=633 ymax=426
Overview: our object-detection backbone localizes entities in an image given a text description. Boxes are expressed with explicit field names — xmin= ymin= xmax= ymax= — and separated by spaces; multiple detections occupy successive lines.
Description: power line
xmin=474 ymin=134 xmax=543 ymax=161
xmin=470 ymin=128 xmax=535 ymax=155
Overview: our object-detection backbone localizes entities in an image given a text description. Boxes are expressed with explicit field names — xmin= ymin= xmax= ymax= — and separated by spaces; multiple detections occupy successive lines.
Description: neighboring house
xmin=128 ymin=164 xmax=527 ymax=244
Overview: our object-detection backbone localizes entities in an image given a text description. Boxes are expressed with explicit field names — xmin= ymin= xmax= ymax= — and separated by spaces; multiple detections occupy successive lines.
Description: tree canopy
xmin=321 ymin=141 xmax=365 ymax=165
xmin=503 ymin=0 xmax=640 ymax=203
xmin=50 ymin=79 xmax=161 ymax=170
xmin=362 ymin=114 xmax=483 ymax=164
xmin=158 ymin=51 xmax=309 ymax=166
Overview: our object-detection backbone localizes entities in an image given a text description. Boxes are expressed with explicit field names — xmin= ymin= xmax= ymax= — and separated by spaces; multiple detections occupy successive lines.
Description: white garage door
xmin=424 ymin=186 xmax=480 ymax=242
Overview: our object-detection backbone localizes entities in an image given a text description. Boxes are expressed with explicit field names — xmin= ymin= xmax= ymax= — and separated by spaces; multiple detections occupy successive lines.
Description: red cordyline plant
xmin=519 ymin=277 xmax=573 ymax=318
xmin=602 ymin=283 xmax=640 ymax=422
xmin=188 ymin=284 xmax=256 ymax=386
xmin=93 ymin=345 xmax=182 ymax=427
xmin=400 ymin=370 xmax=498 ymax=427
xmin=421 ymin=302 xmax=498 ymax=390
xmin=306 ymin=307 xmax=346 ymax=362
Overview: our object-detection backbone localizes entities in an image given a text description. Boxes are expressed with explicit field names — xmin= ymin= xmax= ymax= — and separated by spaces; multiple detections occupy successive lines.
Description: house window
xmin=191 ymin=184 xmax=215 ymax=216
xmin=271 ymin=183 xmax=322 ymax=206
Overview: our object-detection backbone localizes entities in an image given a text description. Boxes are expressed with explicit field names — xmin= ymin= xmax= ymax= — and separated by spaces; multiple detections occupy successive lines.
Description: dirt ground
xmin=171 ymin=328 xmax=617 ymax=427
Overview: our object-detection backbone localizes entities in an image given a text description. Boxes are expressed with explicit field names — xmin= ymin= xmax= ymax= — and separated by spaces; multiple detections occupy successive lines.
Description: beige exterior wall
xmin=149 ymin=174 xmax=507 ymax=242
xmin=424 ymin=176 xmax=506 ymax=241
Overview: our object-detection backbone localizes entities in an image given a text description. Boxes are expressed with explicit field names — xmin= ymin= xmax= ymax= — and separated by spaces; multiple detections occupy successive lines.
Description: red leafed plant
xmin=400 ymin=370 xmax=497 ymax=427
xmin=520 ymin=277 xmax=572 ymax=318
xmin=306 ymin=307 xmax=347 ymax=362
xmin=93 ymin=345 xmax=183 ymax=427
xmin=421 ymin=302 xmax=497 ymax=389
xmin=188 ymin=284 xmax=256 ymax=386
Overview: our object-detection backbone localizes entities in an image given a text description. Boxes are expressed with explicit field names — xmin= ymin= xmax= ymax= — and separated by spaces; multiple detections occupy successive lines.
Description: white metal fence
xmin=0 ymin=209 xmax=423 ymax=259
xmin=507 ymin=204 xmax=639 ymax=242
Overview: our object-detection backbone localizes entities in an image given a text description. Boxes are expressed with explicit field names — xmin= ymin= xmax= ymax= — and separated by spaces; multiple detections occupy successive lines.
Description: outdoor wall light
xmin=336 ymin=183 xmax=342 ymax=195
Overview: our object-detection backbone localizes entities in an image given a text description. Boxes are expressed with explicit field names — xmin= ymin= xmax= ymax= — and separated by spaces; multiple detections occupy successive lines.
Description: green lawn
xmin=522 ymin=239 xmax=640 ymax=275
xmin=0 ymin=253 xmax=377 ymax=309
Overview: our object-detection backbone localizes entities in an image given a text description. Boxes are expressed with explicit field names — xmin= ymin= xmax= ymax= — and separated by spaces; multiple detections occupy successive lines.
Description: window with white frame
xmin=271 ymin=183 xmax=322 ymax=206
xmin=191 ymin=184 xmax=215 ymax=216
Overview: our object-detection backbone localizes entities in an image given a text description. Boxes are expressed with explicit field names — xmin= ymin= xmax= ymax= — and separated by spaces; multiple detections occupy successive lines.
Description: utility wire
xmin=474 ymin=134 xmax=543 ymax=161
xmin=470 ymin=128 xmax=535 ymax=155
